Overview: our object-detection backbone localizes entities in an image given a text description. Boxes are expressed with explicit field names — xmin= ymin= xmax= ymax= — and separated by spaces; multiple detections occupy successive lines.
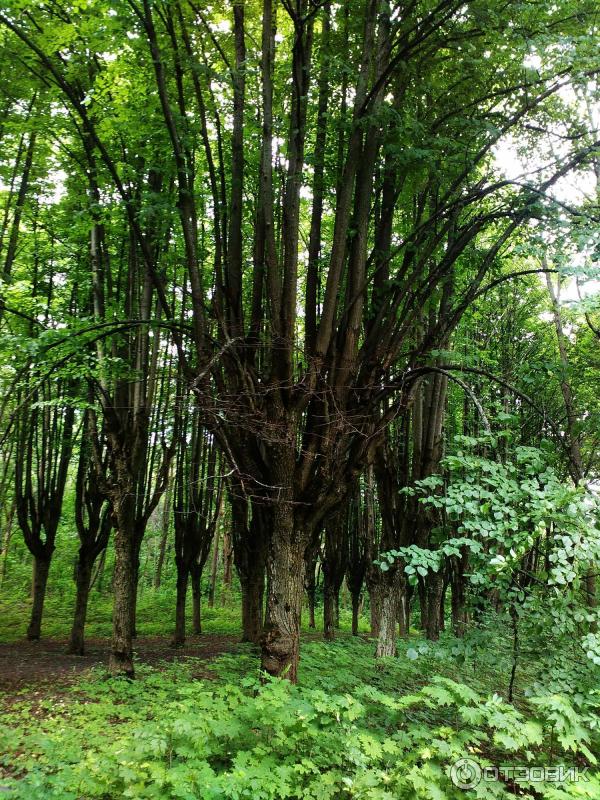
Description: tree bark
xmin=67 ymin=555 xmax=92 ymax=655
xmin=240 ymin=564 xmax=264 ymax=644
xmin=369 ymin=583 xmax=382 ymax=637
xmin=424 ymin=571 xmax=444 ymax=641
xmin=398 ymin=577 xmax=410 ymax=638
xmin=261 ymin=503 xmax=306 ymax=682
xmin=154 ymin=485 xmax=172 ymax=590
xmin=221 ymin=528 xmax=233 ymax=605
xmin=375 ymin=574 xmax=400 ymax=657
xmin=191 ymin=563 xmax=202 ymax=635
xmin=450 ymin=552 xmax=467 ymax=636
xmin=323 ymin=577 xmax=336 ymax=640
xmin=109 ymin=508 xmax=135 ymax=677
xmin=208 ymin=529 xmax=220 ymax=608
xmin=172 ymin=567 xmax=189 ymax=646
xmin=26 ymin=555 xmax=50 ymax=641
xmin=351 ymin=592 xmax=360 ymax=635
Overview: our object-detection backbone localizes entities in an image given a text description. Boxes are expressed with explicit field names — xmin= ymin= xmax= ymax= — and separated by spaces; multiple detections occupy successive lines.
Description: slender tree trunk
xmin=208 ymin=529 xmax=220 ymax=608
xmin=351 ymin=592 xmax=360 ymax=635
xmin=307 ymin=580 xmax=316 ymax=629
xmin=93 ymin=547 xmax=107 ymax=593
xmin=398 ymin=578 xmax=410 ymax=638
xmin=27 ymin=555 xmax=50 ymax=641
xmin=323 ymin=575 xmax=336 ymax=640
xmin=154 ymin=490 xmax=171 ymax=590
xmin=172 ymin=566 xmax=189 ymax=646
xmin=221 ymin=529 xmax=233 ymax=606
xmin=67 ymin=554 xmax=92 ymax=655
xmin=304 ymin=543 xmax=319 ymax=630
xmin=451 ymin=554 xmax=467 ymax=637
xmin=425 ymin=572 xmax=444 ymax=641
xmin=191 ymin=563 xmax=202 ymax=635
xmin=0 ymin=504 xmax=14 ymax=586
xmin=439 ymin=578 xmax=447 ymax=631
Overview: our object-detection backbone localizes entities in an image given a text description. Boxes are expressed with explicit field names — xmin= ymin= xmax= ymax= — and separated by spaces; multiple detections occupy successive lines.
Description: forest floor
xmin=0 ymin=615 xmax=598 ymax=798
xmin=0 ymin=633 xmax=240 ymax=694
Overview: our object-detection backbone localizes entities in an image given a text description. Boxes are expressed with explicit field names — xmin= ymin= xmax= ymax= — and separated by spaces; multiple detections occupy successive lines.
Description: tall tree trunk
xmin=424 ymin=571 xmax=444 ymax=641
xmin=221 ymin=529 xmax=233 ymax=605
xmin=261 ymin=506 xmax=306 ymax=682
xmin=93 ymin=547 xmax=107 ymax=593
xmin=351 ymin=591 xmax=360 ymax=635
xmin=26 ymin=555 xmax=50 ymax=641
xmin=0 ymin=503 xmax=14 ymax=586
xmin=375 ymin=572 xmax=400 ymax=657
xmin=191 ymin=563 xmax=202 ymax=635
xmin=208 ymin=529 xmax=220 ymax=608
xmin=369 ymin=582 xmax=382 ymax=637
xmin=67 ymin=554 xmax=92 ymax=655
xmin=304 ymin=540 xmax=320 ymax=630
xmin=323 ymin=574 xmax=336 ymax=640
xmin=398 ymin=577 xmax=410 ymax=638
xmin=240 ymin=561 xmax=264 ymax=644
xmin=232 ymin=497 xmax=268 ymax=644
xmin=109 ymin=504 xmax=136 ymax=677
xmin=130 ymin=534 xmax=143 ymax=638
xmin=451 ymin=575 xmax=466 ymax=637
xmin=154 ymin=487 xmax=171 ymax=590
xmin=172 ymin=566 xmax=189 ymax=646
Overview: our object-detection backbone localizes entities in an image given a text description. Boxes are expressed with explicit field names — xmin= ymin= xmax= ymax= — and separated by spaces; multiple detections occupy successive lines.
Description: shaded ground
xmin=0 ymin=634 xmax=242 ymax=693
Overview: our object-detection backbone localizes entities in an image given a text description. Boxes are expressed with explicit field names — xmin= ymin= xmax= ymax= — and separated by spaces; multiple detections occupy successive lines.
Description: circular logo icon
xmin=450 ymin=757 xmax=482 ymax=790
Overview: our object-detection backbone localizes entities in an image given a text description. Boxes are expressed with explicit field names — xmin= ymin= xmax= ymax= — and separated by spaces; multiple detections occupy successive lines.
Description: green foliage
xmin=1 ymin=637 xmax=598 ymax=799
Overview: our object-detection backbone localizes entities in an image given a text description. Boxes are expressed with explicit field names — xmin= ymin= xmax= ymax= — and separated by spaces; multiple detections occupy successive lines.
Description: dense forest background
xmin=0 ymin=0 xmax=599 ymax=797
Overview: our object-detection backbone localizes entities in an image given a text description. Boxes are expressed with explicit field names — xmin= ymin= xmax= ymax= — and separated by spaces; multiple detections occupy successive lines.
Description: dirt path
xmin=0 ymin=634 xmax=242 ymax=693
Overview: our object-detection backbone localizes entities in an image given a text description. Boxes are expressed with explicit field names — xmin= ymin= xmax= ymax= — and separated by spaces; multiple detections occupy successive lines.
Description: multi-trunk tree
xmin=0 ymin=0 xmax=598 ymax=681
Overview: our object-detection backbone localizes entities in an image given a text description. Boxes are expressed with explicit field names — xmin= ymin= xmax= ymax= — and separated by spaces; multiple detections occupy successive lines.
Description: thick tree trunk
xmin=109 ymin=520 xmax=135 ymax=677
xmin=232 ymin=497 xmax=268 ymax=643
xmin=375 ymin=576 xmax=400 ymax=657
xmin=240 ymin=566 xmax=264 ymax=644
xmin=67 ymin=554 xmax=92 ymax=655
xmin=368 ymin=582 xmax=382 ymax=637
xmin=27 ymin=555 xmax=51 ymax=641
xmin=172 ymin=566 xmax=189 ymax=646
xmin=261 ymin=511 xmax=306 ymax=682
xmin=191 ymin=563 xmax=202 ymax=635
